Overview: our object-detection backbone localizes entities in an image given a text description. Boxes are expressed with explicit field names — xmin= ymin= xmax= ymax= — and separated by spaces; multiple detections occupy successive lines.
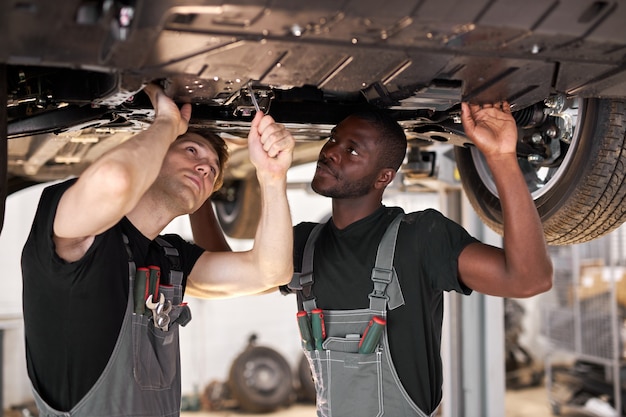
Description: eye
xmin=347 ymin=147 xmax=358 ymax=156
xmin=186 ymin=146 xmax=197 ymax=154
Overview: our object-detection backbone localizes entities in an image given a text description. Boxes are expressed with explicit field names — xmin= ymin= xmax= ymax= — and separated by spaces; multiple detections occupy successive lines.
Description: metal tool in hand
xmin=247 ymin=80 xmax=260 ymax=113
xmin=145 ymin=293 xmax=172 ymax=331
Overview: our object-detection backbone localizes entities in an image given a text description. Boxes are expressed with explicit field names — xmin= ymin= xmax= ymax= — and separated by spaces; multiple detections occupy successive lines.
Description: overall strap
xmin=155 ymin=237 xmax=184 ymax=305
xmin=369 ymin=213 xmax=405 ymax=312
xmin=290 ymin=213 xmax=406 ymax=313
xmin=288 ymin=223 xmax=324 ymax=312
xmin=122 ymin=233 xmax=136 ymax=286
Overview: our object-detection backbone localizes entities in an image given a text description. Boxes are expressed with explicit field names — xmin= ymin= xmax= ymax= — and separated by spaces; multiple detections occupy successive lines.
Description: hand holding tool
xmin=297 ymin=311 xmax=314 ymax=351
xmin=358 ymin=316 xmax=386 ymax=354
xmin=311 ymin=308 xmax=326 ymax=350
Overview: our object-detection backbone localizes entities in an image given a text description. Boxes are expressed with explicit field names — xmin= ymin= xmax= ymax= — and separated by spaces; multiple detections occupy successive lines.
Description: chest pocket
xmin=124 ymin=235 xmax=192 ymax=390
xmin=290 ymin=214 xmax=411 ymax=417
xmin=306 ymin=309 xmax=386 ymax=416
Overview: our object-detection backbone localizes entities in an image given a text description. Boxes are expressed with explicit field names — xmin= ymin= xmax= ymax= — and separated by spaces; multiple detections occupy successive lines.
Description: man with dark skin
xmin=315 ymin=102 xmax=552 ymax=295
xmin=193 ymin=101 xmax=553 ymax=416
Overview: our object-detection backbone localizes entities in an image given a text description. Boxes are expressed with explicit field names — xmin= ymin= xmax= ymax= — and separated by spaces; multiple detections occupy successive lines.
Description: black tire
xmin=214 ymin=175 xmax=261 ymax=239
xmin=455 ymin=98 xmax=626 ymax=245
xmin=227 ymin=345 xmax=294 ymax=413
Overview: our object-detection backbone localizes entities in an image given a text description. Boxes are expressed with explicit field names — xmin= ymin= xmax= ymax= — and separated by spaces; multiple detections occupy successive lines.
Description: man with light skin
xmin=21 ymin=83 xmax=295 ymax=416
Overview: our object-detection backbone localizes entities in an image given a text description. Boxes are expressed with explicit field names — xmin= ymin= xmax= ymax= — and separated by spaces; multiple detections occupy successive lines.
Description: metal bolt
xmin=531 ymin=133 xmax=543 ymax=144
xmin=290 ymin=24 xmax=303 ymax=37
xmin=545 ymin=127 xmax=558 ymax=138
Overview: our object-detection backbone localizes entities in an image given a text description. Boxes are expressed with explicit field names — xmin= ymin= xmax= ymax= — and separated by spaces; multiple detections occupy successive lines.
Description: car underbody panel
xmin=4 ymin=0 xmax=626 ymax=243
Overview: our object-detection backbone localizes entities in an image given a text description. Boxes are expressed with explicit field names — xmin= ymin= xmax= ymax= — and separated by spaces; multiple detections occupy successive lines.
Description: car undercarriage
xmin=4 ymin=0 xmax=626 ymax=244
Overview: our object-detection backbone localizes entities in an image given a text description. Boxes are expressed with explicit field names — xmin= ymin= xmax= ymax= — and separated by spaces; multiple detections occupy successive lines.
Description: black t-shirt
xmin=291 ymin=206 xmax=477 ymax=414
xmin=21 ymin=178 xmax=205 ymax=411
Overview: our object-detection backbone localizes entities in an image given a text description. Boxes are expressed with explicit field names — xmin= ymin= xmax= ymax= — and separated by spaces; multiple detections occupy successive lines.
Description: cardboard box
xmin=577 ymin=259 xmax=626 ymax=307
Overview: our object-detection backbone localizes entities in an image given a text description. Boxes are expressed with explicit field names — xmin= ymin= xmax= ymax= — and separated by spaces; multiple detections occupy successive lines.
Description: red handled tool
xmin=358 ymin=316 xmax=386 ymax=354
xmin=297 ymin=311 xmax=314 ymax=351
xmin=311 ymin=308 xmax=326 ymax=350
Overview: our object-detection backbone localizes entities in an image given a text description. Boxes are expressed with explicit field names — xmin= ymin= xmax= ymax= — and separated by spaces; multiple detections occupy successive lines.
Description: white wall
xmin=0 ymin=181 xmax=60 ymax=408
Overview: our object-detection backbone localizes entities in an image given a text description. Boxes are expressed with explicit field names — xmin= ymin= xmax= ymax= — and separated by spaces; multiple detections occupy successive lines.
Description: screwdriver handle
xmin=134 ymin=268 xmax=149 ymax=314
xmin=148 ymin=265 xmax=160 ymax=302
xmin=358 ymin=316 xmax=386 ymax=354
xmin=297 ymin=311 xmax=314 ymax=351
xmin=311 ymin=308 xmax=326 ymax=350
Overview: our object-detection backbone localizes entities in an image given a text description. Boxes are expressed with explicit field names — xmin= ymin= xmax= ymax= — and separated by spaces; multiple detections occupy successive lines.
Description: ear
xmin=374 ymin=169 xmax=396 ymax=190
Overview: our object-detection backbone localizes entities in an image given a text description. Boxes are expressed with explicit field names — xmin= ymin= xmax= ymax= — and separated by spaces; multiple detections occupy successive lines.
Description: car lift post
xmin=440 ymin=187 xmax=506 ymax=417
xmin=1 ymin=64 xmax=7 ymax=237
xmin=0 ymin=63 xmax=6 ymax=416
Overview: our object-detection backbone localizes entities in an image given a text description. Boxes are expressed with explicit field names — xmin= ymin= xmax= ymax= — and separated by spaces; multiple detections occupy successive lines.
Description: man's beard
xmin=311 ymin=170 xmax=379 ymax=199
xmin=152 ymin=174 xmax=200 ymax=214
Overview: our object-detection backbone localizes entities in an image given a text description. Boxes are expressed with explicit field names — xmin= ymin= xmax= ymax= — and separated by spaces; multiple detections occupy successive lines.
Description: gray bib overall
xmin=31 ymin=236 xmax=192 ymax=417
xmin=291 ymin=214 xmax=436 ymax=417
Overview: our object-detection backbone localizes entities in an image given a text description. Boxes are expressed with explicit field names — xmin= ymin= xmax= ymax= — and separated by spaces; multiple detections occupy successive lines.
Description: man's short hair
xmin=183 ymin=127 xmax=229 ymax=192
xmin=348 ymin=109 xmax=407 ymax=171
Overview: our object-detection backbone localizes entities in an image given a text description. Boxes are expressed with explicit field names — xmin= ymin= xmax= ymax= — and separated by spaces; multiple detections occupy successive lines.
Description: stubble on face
xmin=311 ymin=164 xmax=380 ymax=199
xmin=152 ymin=140 xmax=217 ymax=215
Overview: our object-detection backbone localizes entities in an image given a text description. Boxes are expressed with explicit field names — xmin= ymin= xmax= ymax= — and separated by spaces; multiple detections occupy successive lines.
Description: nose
xmin=195 ymin=162 xmax=209 ymax=177
xmin=321 ymin=141 xmax=339 ymax=162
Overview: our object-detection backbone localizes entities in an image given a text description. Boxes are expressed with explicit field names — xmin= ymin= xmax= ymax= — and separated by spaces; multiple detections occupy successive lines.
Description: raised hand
xmin=461 ymin=101 xmax=518 ymax=158
xmin=247 ymin=111 xmax=295 ymax=182
xmin=143 ymin=83 xmax=192 ymax=139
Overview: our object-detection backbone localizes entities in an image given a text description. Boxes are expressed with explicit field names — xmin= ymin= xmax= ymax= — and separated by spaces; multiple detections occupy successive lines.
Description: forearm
xmin=184 ymin=111 xmax=294 ymax=298
xmin=488 ymin=154 xmax=553 ymax=294
xmin=185 ymin=179 xmax=292 ymax=299
xmin=250 ymin=175 xmax=293 ymax=287
xmin=93 ymin=119 xmax=176 ymax=194
xmin=55 ymin=119 xmax=178 ymax=238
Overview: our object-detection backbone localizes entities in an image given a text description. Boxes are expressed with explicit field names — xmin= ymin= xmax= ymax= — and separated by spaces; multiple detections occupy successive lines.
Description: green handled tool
xmin=358 ymin=316 xmax=386 ymax=354
xmin=311 ymin=308 xmax=326 ymax=350
xmin=133 ymin=267 xmax=149 ymax=314
xmin=297 ymin=311 xmax=314 ymax=351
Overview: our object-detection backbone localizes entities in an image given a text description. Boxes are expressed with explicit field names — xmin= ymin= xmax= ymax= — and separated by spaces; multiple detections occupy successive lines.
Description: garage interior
xmin=1 ymin=159 xmax=624 ymax=417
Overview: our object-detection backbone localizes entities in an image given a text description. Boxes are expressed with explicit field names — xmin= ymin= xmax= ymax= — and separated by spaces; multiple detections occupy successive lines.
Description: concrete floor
xmin=5 ymin=384 xmax=599 ymax=416
xmin=180 ymin=385 xmax=579 ymax=417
